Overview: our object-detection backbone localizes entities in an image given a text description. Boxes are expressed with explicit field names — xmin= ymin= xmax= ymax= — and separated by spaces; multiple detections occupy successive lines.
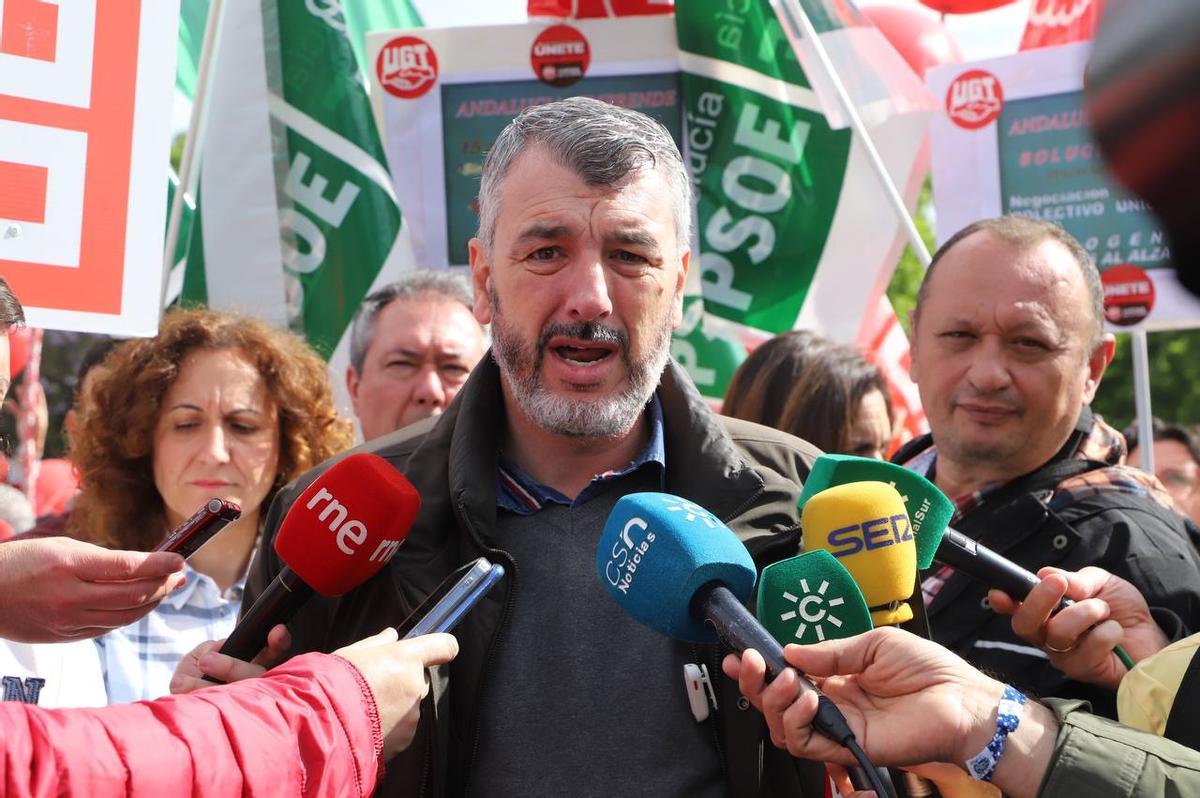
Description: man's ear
xmin=907 ymin=308 xmax=921 ymax=384
xmin=468 ymin=237 xmax=493 ymax=325
xmin=1082 ymin=334 xmax=1116 ymax=403
xmin=346 ymin=365 xmax=360 ymax=403
xmin=670 ymin=248 xmax=691 ymax=329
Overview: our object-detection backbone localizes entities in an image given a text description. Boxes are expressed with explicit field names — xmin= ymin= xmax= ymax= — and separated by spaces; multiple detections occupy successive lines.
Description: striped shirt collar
xmin=497 ymin=395 xmax=666 ymax=515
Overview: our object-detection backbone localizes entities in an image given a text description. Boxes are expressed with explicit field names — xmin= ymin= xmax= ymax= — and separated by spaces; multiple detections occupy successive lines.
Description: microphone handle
xmin=936 ymin=528 xmax=1070 ymax=612
xmin=219 ymin=567 xmax=312 ymax=663
xmin=692 ymin=582 xmax=896 ymax=796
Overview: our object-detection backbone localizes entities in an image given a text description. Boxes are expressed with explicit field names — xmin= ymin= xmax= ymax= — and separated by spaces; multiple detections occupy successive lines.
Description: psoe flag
xmin=673 ymin=0 xmax=934 ymax=399
xmin=0 ymin=0 xmax=179 ymax=336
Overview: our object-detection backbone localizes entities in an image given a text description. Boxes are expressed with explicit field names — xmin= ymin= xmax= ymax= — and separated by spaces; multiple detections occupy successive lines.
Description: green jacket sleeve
xmin=1037 ymin=698 xmax=1200 ymax=797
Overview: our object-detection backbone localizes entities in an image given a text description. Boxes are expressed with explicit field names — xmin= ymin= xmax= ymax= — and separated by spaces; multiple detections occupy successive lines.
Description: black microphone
xmin=937 ymin=526 xmax=1070 ymax=612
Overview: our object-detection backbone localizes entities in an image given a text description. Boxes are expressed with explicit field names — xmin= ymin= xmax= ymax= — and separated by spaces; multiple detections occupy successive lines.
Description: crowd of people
xmin=4 ymin=94 xmax=1200 ymax=797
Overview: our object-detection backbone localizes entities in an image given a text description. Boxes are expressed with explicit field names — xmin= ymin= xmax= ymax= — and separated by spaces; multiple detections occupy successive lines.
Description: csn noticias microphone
xmin=596 ymin=493 xmax=869 ymax=763
xmin=218 ymin=453 xmax=420 ymax=663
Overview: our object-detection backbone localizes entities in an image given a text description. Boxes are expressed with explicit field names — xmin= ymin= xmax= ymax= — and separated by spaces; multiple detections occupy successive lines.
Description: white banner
xmin=0 ymin=0 xmax=180 ymax=336
xmin=928 ymin=43 xmax=1200 ymax=332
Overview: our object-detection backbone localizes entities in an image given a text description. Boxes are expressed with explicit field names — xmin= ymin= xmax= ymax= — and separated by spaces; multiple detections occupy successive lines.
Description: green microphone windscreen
xmin=799 ymin=454 xmax=952 ymax=569
xmin=757 ymin=550 xmax=873 ymax=644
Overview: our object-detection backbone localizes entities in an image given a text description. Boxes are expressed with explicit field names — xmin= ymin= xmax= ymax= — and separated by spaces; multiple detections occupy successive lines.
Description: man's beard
xmin=489 ymin=289 xmax=672 ymax=438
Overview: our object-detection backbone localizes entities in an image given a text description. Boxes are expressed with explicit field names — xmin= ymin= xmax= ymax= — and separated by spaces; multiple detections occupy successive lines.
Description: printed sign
xmin=367 ymin=17 xmax=680 ymax=268
xmin=0 ymin=0 xmax=179 ymax=335
xmin=530 ymin=25 xmax=590 ymax=88
xmin=929 ymin=43 xmax=1200 ymax=331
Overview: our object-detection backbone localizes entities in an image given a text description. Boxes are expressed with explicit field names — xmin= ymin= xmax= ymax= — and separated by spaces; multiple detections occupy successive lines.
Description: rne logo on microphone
xmin=604 ymin=516 xmax=657 ymax=594
xmin=826 ymin=514 xmax=912 ymax=558
xmin=305 ymin=487 xmax=401 ymax=563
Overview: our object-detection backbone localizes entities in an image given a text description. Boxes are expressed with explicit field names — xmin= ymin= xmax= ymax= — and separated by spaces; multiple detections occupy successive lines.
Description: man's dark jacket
xmin=245 ymin=357 xmax=826 ymax=797
xmin=895 ymin=410 xmax=1200 ymax=719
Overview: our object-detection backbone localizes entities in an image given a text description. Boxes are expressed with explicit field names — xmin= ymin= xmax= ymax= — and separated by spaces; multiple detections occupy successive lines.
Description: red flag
xmin=528 ymin=0 xmax=672 ymax=18
xmin=1019 ymin=0 xmax=1102 ymax=50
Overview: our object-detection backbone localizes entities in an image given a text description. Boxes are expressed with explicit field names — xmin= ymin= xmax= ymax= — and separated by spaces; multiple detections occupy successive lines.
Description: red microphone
xmin=217 ymin=453 xmax=420 ymax=663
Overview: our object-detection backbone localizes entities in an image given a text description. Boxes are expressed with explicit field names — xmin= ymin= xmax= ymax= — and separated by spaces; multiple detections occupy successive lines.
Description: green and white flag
xmin=175 ymin=0 xmax=421 ymax=426
xmin=673 ymin=0 xmax=934 ymax=399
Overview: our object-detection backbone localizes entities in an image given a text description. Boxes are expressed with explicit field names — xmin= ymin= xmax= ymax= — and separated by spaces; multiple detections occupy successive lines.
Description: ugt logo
xmin=946 ymin=69 xmax=1004 ymax=131
xmin=376 ymin=35 xmax=438 ymax=100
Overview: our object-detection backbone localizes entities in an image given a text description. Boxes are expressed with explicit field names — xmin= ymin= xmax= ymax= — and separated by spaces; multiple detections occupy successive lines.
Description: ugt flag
xmin=672 ymin=0 xmax=934 ymax=401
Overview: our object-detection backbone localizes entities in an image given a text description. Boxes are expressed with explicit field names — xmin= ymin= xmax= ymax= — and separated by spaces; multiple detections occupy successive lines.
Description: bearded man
xmin=242 ymin=97 xmax=826 ymax=798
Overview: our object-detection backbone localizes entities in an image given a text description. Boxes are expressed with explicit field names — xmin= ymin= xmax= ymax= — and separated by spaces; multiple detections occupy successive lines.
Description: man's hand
xmin=333 ymin=628 xmax=459 ymax=757
xmin=724 ymin=628 xmax=1060 ymax=798
xmin=170 ymin=623 xmax=292 ymax=694
xmin=990 ymin=566 xmax=1168 ymax=690
xmin=723 ymin=627 xmax=1002 ymax=769
xmin=0 ymin=537 xmax=185 ymax=643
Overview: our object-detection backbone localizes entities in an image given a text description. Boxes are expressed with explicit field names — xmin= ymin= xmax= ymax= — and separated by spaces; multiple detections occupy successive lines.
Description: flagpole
xmin=1131 ymin=329 xmax=1155 ymax=473
xmin=161 ymin=0 xmax=228 ymax=309
xmin=773 ymin=0 xmax=933 ymax=268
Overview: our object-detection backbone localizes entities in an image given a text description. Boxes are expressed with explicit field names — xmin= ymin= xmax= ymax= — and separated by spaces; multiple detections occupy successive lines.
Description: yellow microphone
xmin=801 ymin=481 xmax=916 ymax=626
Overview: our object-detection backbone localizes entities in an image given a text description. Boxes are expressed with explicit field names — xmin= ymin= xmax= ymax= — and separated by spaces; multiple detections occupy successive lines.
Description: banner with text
xmin=367 ymin=17 xmax=680 ymax=270
xmin=929 ymin=42 xmax=1200 ymax=331
xmin=0 ymin=0 xmax=179 ymax=335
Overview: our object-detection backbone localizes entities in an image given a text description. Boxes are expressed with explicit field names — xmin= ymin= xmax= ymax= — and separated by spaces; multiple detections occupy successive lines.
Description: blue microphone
xmin=596 ymin=492 xmax=861 ymax=751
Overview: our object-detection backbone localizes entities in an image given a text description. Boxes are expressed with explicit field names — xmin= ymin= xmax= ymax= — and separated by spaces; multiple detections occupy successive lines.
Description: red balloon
xmin=919 ymin=0 xmax=1017 ymax=13
xmin=7 ymin=327 xmax=30 ymax=380
xmin=864 ymin=4 xmax=964 ymax=79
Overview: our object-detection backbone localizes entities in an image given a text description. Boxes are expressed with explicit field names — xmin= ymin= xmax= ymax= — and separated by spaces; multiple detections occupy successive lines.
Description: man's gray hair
xmin=915 ymin=215 xmax=1105 ymax=350
xmin=477 ymin=96 xmax=692 ymax=252
xmin=349 ymin=270 xmax=482 ymax=373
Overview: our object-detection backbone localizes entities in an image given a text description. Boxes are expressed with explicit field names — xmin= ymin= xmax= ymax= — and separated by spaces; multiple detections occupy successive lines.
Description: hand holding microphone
xmin=800 ymin=455 xmax=1140 ymax=672
xmin=596 ymin=492 xmax=888 ymax=794
xmin=990 ymin=566 xmax=1169 ymax=690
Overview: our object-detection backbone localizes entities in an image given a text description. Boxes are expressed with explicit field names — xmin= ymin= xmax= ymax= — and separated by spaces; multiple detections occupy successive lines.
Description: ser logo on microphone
xmin=604 ymin=517 xmax=657 ymax=594
xmin=306 ymin=487 xmax=402 ymax=563
xmin=826 ymin=513 xmax=912 ymax=558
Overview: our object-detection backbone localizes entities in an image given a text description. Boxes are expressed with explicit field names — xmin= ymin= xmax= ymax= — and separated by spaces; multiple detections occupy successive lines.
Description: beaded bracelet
xmin=965 ymin=685 xmax=1027 ymax=782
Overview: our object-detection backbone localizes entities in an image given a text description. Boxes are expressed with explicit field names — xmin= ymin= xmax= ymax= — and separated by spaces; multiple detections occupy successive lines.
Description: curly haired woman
xmin=69 ymin=309 xmax=354 ymax=702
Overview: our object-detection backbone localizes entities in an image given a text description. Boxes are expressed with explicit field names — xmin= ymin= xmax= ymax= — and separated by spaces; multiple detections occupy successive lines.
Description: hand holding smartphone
xmin=397 ymin=557 xmax=505 ymax=639
xmin=154 ymin=498 xmax=241 ymax=559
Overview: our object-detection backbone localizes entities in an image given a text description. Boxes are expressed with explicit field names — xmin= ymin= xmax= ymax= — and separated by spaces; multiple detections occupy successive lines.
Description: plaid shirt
xmin=95 ymin=561 xmax=246 ymax=703
xmin=910 ymin=413 xmax=1178 ymax=606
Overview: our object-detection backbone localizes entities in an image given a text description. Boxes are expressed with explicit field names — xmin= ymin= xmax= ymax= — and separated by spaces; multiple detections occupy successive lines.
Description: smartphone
xmin=397 ymin=557 xmax=505 ymax=639
xmin=153 ymin=498 xmax=241 ymax=558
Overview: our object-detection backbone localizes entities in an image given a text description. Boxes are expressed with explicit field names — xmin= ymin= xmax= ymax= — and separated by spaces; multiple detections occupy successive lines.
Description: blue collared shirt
xmin=496 ymin=396 xmax=666 ymax=515
xmin=95 ymin=561 xmax=246 ymax=703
